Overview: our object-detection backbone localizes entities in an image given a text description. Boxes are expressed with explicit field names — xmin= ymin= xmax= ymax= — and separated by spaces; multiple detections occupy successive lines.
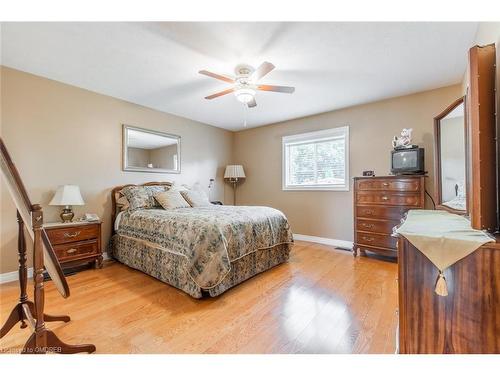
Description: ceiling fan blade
xmin=204 ymin=88 xmax=234 ymax=100
xmin=251 ymin=62 xmax=275 ymax=81
xmin=247 ymin=97 xmax=257 ymax=108
xmin=199 ymin=70 xmax=235 ymax=84
xmin=257 ymin=84 xmax=295 ymax=94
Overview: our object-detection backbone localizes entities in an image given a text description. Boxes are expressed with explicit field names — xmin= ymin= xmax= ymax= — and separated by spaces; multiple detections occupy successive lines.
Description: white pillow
xmin=180 ymin=190 xmax=211 ymax=207
xmin=154 ymin=191 xmax=191 ymax=209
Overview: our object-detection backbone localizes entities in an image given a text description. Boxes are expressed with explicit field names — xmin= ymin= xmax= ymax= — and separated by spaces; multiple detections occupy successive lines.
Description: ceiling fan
xmin=199 ymin=61 xmax=295 ymax=108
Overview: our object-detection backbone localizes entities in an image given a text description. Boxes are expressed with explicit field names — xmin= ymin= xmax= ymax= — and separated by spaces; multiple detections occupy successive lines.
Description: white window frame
xmin=282 ymin=126 xmax=349 ymax=191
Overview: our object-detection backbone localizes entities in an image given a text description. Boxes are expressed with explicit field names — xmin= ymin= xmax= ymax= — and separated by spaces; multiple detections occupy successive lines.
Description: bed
xmin=109 ymin=182 xmax=293 ymax=298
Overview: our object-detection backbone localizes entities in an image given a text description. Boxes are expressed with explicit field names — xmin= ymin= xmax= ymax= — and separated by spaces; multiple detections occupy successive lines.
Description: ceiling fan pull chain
xmin=243 ymin=103 xmax=248 ymax=127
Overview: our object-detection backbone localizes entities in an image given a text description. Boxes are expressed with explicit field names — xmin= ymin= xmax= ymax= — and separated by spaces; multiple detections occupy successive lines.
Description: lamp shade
xmin=224 ymin=165 xmax=246 ymax=179
xmin=49 ymin=185 xmax=85 ymax=206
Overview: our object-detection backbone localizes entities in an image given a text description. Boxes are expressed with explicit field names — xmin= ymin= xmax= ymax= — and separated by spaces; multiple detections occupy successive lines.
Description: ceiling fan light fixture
xmin=200 ymin=62 xmax=294 ymax=110
xmin=234 ymin=88 xmax=256 ymax=104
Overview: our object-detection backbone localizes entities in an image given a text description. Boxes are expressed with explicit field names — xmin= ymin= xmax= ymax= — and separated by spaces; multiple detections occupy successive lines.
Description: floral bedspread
xmin=116 ymin=205 xmax=293 ymax=288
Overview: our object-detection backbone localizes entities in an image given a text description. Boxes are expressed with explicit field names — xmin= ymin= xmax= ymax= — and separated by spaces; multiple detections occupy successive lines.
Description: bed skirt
xmin=109 ymin=234 xmax=291 ymax=298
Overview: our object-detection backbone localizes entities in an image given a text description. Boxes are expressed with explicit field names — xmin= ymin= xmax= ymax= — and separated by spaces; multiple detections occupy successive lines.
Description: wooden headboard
xmin=111 ymin=181 xmax=173 ymax=234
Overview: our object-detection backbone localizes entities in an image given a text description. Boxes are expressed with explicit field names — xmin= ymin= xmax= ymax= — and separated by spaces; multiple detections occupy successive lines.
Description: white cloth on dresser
xmin=395 ymin=210 xmax=494 ymax=296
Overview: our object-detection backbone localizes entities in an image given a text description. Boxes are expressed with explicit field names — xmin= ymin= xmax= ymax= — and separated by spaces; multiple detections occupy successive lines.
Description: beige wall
xmin=233 ymin=85 xmax=462 ymax=242
xmin=0 ymin=66 xmax=234 ymax=274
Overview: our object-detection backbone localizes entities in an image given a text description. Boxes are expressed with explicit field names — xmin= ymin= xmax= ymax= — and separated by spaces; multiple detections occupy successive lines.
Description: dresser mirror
xmin=433 ymin=96 xmax=468 ymax=214
xmin=123 ymin=125 xmax=181 ymax=173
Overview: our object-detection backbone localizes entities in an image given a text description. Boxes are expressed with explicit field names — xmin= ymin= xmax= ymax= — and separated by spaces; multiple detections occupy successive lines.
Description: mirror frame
xmin=122 ymin=124 xmax=181 ymax=174
xmin=433 ymin=96 xmax=469 ymax=215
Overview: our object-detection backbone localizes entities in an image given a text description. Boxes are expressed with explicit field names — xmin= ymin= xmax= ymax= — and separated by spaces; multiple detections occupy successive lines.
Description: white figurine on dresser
xmin=392 ymin=128 xmax=413 ymax=149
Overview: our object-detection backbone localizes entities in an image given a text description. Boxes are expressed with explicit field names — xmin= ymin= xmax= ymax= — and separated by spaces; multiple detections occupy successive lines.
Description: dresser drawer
xmin=356 ymin=232 xmax=397 ymax=249
xmin=356 ymin=178 xmax=422 ymax=192
xmin=356 ymin=191 xmax=422 ymax=206
xmin=53 ymin=240 xmax=98 ymax=261
xmin=46 ymin=224 xmax=99 ymax=245
xmin=356 ymin=218 xmax=400 ymax=234
xmin=356 ymin=205 xmax=409 ymax=220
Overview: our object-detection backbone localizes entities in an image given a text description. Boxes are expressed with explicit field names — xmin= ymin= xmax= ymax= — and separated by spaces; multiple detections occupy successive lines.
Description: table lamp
xmin=224 ymin=165 xmax=245 ymax=205
xmin=49 ymin=185 xmax=85 ymax=223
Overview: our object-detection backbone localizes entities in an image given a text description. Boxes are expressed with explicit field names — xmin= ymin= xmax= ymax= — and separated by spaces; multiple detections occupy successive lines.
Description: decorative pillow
xmin=154 ymin=191 xmax=190 ymax=209
xmin=121 ymin=185 xmax=168 ymax=210
xmin=116 ymin=195 xmax=130 ymax=211
xmin=180 ymin=190 xmax=211 ymax=207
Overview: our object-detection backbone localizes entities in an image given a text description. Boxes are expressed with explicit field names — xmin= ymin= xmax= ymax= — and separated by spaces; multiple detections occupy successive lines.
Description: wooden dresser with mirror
xmin=397 ymin=44 xmax=500 ymax=354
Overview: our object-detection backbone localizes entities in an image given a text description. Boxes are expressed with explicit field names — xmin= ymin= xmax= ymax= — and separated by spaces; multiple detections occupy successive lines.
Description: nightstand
xmin=44 ymin=221 xmax=103 ymax=269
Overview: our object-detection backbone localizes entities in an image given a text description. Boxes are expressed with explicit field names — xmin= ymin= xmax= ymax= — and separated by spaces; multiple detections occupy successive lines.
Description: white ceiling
xmin=0 ymin=22 xmax=478 ymax=131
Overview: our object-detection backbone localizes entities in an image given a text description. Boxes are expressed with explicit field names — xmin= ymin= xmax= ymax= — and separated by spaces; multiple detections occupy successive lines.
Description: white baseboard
xmin=0 ymin=267 xmax=34 ymax=284
xmin=293 ymin=234 xmax=353 ymax=250
xmin=0 ymin=253 xmax=110 ymax=285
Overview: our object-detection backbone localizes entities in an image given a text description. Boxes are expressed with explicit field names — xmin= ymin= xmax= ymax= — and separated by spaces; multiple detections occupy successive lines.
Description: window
xmin=282 ymin=126 xmax=349 ymax=191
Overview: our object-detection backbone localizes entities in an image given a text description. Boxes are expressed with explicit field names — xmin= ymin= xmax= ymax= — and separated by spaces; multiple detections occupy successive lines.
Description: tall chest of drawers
xmin=353 ymin=175 xmax=425 ymax=257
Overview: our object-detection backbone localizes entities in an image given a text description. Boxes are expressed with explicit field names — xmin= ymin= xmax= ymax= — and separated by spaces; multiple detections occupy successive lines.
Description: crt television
xmin=391 ymin=147 xmax=425 ymax=175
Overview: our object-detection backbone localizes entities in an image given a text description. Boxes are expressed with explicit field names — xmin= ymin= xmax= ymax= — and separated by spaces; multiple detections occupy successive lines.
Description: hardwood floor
xmin=0 ymin=241 xmax=398 ymax=354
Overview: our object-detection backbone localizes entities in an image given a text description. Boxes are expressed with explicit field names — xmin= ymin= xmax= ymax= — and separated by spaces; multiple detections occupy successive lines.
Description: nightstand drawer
xmin=46 ymin=224 xmax=99 ymax=245
xmin=54 ymin=240 xmax=99 ymax=261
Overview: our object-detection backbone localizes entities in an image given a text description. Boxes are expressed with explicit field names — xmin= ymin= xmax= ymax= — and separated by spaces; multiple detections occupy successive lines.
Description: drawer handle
xmin=382 ymin=182 xmax=389 ymax=187
xmin=381 ymin=196 xmax=389 ymax=201
xmin=362 ymin=236 xmax=374 ymax=242
xmin=363 ymin=209 xmax=374 ymax=215
xmin=362 ymin=223 xmax=375 ymax=229
xmin=66 ymin=248 xmax=78 ymax=254
xmin=64 ymin=231 xmax=81 ymax=238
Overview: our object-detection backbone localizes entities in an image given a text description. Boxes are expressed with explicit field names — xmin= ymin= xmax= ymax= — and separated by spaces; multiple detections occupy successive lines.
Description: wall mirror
xmin=434 ymin=97 xmax=468 ymax=214
xmin=123 ymin=125 xmax=181 ymax=173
